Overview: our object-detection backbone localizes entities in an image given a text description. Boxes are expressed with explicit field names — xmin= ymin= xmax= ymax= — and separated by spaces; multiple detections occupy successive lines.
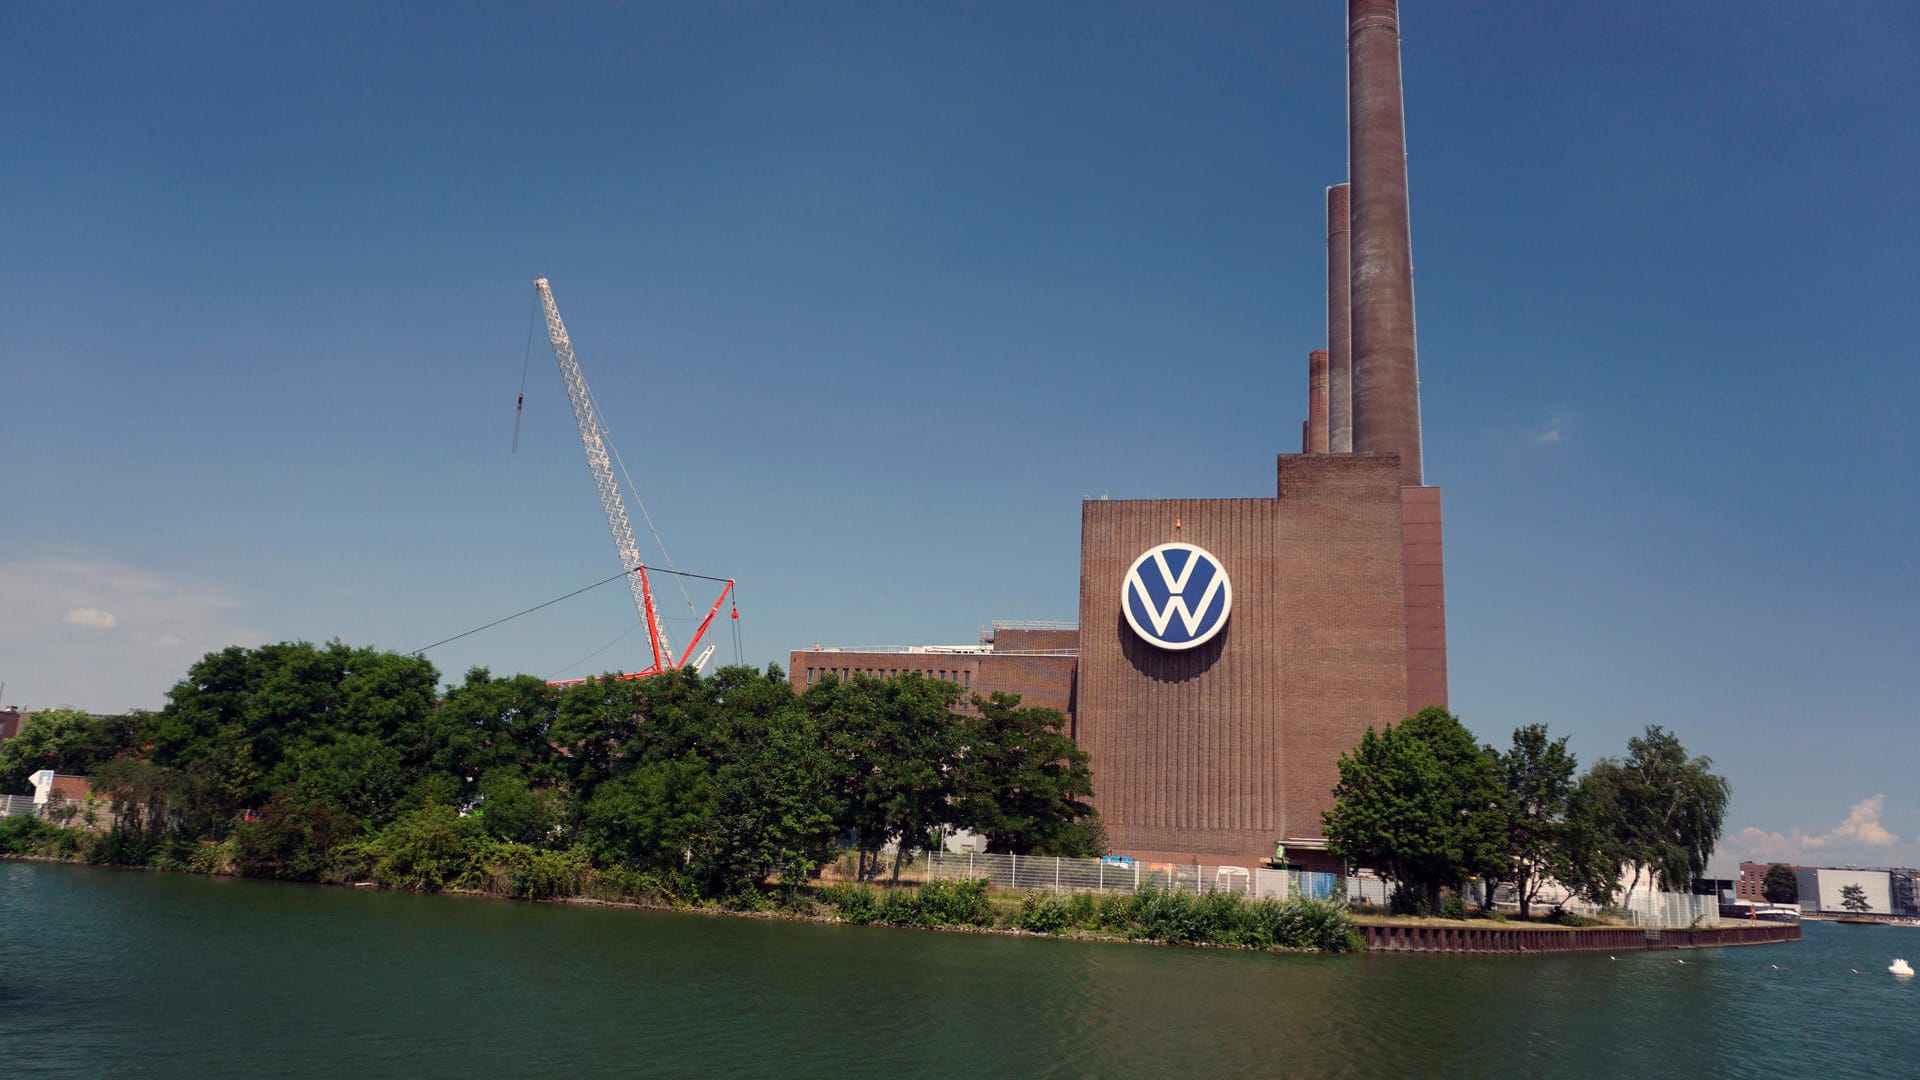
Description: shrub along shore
xmin=0 ymin=821 xmax=1362 ymax=953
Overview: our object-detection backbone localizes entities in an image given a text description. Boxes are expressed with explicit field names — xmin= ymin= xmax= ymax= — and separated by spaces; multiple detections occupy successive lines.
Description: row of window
xmin=804 ymin=666 xmax=973 ymax=689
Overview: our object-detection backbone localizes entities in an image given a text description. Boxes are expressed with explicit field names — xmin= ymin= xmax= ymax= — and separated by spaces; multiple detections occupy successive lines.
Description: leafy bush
xmin=768 ymin=886 xmax=818 ymax=917
xmin=1551 ymin=909 xmax=1604 ymax=928
xmin=876 ymin=887 xmax=923 ymax=926
xmin=1389 ymin=884 xmax=1431 ymax=917
xmin=185 ymin=838 xmax=233 ymax=875
xmin=916 ymin=879 xmax=994 ymax=927
xmin=44 ymin=825 xmax=92 ymax=860
xmin=1092 ymin=888 xmax=1367 ymax=952
xmin=233 ymin=789 xmax=362 ymax=882
xmin=1013 ymin=893 xmax=1073 ymax=934
xmin=476 ymin=842 xmax=592 ymax=900
xmin=591 ymin=865 xmax=699 ymax=907
xmin=366 ymin=804 xmax=484 ymax=892
xmin=1091 ymin=891 xmax=1136 ymax=932
xmin=726 ymin=883 xmax=779 ymax=913
xmin=819 ymin=882 xmax=880 ymax=925
xmin=1272 ymin=898 xmax=1367 ymax=953
xmin=0 ymin=814 xmax=48 ymax=854
xmin=1439 ymin=895 xmax=1468 ymax=920
xmin=1198 ymin=891 xmax=1246 ymax=943
xmin=1131 ymin=888 xmax=1208 ymax=944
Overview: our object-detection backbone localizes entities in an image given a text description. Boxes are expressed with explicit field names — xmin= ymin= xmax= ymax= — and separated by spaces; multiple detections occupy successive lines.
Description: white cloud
xmin=63 ymin=607 xmax=118 ymax=629
xmin=1534 ymin=408 xmax=1577 ymax=445
xmin=0 ymin=556 xmax=266 ymax=713
xmin=1812 ymin=794 xmax=1899 ymax=848
xmin=1727 ymin=795 xmax=1904 ymax=867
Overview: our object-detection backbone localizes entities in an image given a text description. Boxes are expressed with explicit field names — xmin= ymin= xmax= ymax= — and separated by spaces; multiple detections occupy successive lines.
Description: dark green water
xmin=3 ymin=862 xmax=1916 ymax=1077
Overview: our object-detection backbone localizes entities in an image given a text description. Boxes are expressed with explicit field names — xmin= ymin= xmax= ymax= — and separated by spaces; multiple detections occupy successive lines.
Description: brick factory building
xmin=792 ymin=622 xmax=1078 ymax=718
xmin=792 ymin=1 xmax=1447 ymax=873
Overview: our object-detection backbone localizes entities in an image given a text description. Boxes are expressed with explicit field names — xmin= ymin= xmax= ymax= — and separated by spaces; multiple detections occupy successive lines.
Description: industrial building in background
xmin=1734 ymin=862 xmax=1920 ymax=918
xmin=792 ymin=1 xmax=1445 ymax=872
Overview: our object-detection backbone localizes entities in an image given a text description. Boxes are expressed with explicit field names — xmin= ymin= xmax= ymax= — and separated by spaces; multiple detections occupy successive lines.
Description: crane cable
xmin=406 ymin=564 xmax=734 ymax=658
xmin=548 ymin=621 xmax=647 ymax=679
xmin=730 ymin=589 xmax=743 ymax=665
xmin=518 ymin=291 xmax=696 ymax=618
xmin=583 ymin=377 xmax=697 ymax=618
xmin=511 ymin=294 xmax=537 ymax=453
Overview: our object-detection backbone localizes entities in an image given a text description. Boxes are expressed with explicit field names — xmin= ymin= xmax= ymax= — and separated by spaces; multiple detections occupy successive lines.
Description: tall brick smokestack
xmin=1326 ymin=183 xmax=1353 ymax=452
xmin=1347 ymin=0 xmax=1424 ymax=485
xmin=1307 ymin=349 xmax=1330 ymax=453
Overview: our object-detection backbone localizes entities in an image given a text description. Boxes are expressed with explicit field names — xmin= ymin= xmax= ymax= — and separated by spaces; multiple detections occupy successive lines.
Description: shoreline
xmin=7 ymin=852 xmax=1800 ymax=956
xmin=0 ymin=853 xmax=1352 ymax=955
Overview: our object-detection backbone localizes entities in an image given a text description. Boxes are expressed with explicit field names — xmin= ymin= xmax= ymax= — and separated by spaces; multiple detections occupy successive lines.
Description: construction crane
xmin=533 ymin=277 xmax=733 ymax=680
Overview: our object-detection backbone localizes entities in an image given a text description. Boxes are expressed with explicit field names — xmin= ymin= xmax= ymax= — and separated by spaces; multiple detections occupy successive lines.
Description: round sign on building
xmin=1121 ymin=542 xmax=1232 ymax=650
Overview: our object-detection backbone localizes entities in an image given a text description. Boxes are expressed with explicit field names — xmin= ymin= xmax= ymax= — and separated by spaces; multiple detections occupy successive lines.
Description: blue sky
xmin=4 ymin=3 xmax=1915 ymax=873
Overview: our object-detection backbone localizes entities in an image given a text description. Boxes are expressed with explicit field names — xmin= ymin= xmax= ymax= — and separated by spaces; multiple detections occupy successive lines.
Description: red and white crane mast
xmin=534 ymin=276 xmax=679 ymax=674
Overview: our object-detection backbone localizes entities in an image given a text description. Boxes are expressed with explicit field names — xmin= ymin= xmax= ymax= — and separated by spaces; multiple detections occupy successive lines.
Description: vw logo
xmin=1122 ymin=542 xmax=1232 ymax=650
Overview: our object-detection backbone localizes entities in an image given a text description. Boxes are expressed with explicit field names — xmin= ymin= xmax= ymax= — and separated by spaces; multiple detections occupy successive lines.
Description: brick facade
xmin=1076 ymin=452 xmax=1445 ymax=869
xmin=789 ymin=627 xmax=1077 ymax=718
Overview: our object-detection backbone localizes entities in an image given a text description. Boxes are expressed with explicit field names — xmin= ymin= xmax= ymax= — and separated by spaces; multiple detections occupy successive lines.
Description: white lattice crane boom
xmin=534 ymin=277 xmax=673 ymax=672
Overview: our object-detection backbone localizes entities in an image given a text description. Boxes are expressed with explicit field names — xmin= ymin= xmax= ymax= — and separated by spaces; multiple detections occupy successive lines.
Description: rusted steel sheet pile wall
xmin=1362 ymin=923 xmax=1802 ymax=954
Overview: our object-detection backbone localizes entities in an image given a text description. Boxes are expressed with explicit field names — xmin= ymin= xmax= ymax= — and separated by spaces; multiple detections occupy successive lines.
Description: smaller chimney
xmin=1326 ymin=183 xmax=1352 ymax=452
xmin=1307 ymin=349 xmax=1330 ymax=453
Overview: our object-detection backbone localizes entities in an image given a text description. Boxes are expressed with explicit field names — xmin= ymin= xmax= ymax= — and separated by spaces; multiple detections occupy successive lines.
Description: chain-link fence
xmin=922 ymin=851 xmax=1716 ymax=927
xmin=1623 ymin=889 xmax=1720 ymax=929
xmin=924 ymin=851 xmax=1342 ymax=901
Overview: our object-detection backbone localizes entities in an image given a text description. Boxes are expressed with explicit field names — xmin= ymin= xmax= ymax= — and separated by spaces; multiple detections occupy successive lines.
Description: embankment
xmin=1361 ymin=921 xmax=1801 ymax=954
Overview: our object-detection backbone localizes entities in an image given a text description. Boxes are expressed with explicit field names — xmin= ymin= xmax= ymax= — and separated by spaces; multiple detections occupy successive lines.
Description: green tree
xmin=697 ymin=705 xmax=845 ymax=891
xmin=146 ymin=641 xmax=440 ymax=824
xmin=1605 ymin=726 xmax=1732 ymax=895
xmin=579 ymin=756 xmax=713 ymax=870
xmin=1493 ymin=724 xmax=1577 ymax=918
xmin=0 ymin=707 xmax=127 ymax=791
xmin=284 ymin=732 xmax=408 ymax=824
xmin=367 ymin=803 xmax=482 ymax=891
xmin=1762 ymin=863 xmax=1798 ymax=904
xmin=807 ymin=672 xmax=965 ymax=882
xmin=1839 ymin=883 xmax=1870 ymax=914
xmin=233 ymin=787 xmax=362 ymax=881
xmin=426 ymin=668 xmax=563 ymax=788
xmin=1323 ymin=707 xmax=1502 ymax=912
xmin=952 ymin=692 xmax=1102 ymax=856
xmin=1547 ymin=767 xmax=1629 ymax=909
xmin=469 ymin=767 xmax=558 ymax=845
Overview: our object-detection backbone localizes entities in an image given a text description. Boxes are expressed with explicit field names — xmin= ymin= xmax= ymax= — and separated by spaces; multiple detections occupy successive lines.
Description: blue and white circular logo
xmin=1122 ymin=542 xmax=1232 ymax=650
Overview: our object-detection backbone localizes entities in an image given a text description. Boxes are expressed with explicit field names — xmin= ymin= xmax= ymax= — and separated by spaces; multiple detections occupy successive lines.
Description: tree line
xmin=1321 ymin=707 xmax=1731 ymax=917
xmin=0 ymin=640 xmax=1103 ymax=896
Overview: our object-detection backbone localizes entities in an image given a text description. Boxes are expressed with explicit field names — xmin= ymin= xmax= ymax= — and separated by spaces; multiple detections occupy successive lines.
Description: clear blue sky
xmin=4 ymin=3 xmax=1915 ymax=873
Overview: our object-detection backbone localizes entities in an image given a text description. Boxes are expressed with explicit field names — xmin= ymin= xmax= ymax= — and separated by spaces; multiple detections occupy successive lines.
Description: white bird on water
xmin=1892 ymin=958 xmax=1915 ymax=977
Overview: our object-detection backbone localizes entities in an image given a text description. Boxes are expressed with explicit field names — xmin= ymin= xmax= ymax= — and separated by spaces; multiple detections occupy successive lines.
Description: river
xmin=2 ymin=861 xmax=1914 ymax=1077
